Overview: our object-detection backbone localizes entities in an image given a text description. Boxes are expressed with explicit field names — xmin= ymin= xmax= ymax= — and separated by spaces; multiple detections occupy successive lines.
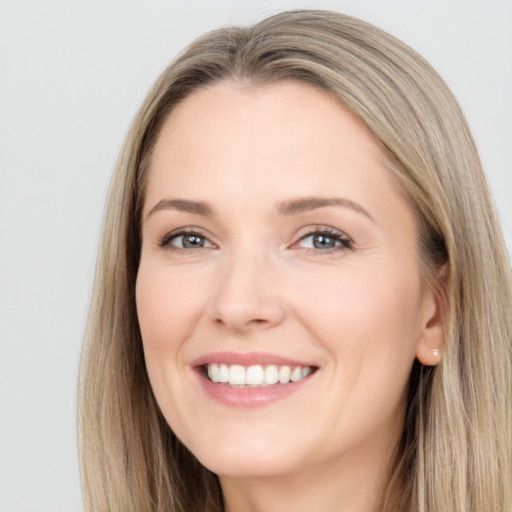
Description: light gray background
xmin=0 ymin=1 xmax=510 ymax=511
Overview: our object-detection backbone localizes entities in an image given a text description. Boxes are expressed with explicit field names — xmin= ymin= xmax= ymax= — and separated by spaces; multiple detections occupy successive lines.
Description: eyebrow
xmin=146 ymin=198 xmax=213 ymax=218
xmin=277 ymin=196 xmax=374 ymax=221
xmin=146 ymin=195 xmax=374 ymax=222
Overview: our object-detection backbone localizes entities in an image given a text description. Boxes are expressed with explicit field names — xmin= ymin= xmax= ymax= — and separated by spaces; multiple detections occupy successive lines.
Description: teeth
xmin=229 ymin=365 xmax=246 ymax=386
xmin=207 ymin=363 xmax=219 ymax=383
xmin=246 ymin=365 xmax=264 ymax=386
xmin=218 ymin=363 xmax=229 ymax=383
xmin=290 ymin=366 xmax=302 ymax=382
xmin=302 ymin=366 xmax=312 ymax=378
xmin=278 ymin=365 xmax=291 ymax=384
xmin=205 ymin=363 xmax=314 ymax=387
xmin=264 ymin=365 xmax=279 ymax=385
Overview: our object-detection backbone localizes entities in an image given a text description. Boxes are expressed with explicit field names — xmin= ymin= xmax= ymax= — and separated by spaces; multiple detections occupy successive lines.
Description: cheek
xmin=300 ymin=262 xmax=423 ymax=347
xmin=305 ymin=265 xmax=423 ymax=437
xmin=135 ymin=267 xmax=207 ymax=429
xmin=135 ymin=266 xmax=208 ymax=356
xmin=292 ymin=262 xmax=423 ymax=397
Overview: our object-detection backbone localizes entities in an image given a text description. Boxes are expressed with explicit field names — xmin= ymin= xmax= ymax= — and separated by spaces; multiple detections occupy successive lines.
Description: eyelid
xmin=158 ymin=227 xmax=217 ymax=249
xmin=155 ymin=224 xmax=352 ymax=253
xmin=291 ymin=225 xmax=353 ymax=251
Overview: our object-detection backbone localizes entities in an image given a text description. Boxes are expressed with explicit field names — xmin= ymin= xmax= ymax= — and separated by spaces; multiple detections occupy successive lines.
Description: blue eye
xmin=296 ymin=229 xmax=351 ymax=252
xmin=160 ymin=231 xmax=213 ymax=249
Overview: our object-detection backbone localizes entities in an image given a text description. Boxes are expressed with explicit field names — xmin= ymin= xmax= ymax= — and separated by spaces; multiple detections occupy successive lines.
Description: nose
xmin=208 ymin=251 xmax=286 ymax=334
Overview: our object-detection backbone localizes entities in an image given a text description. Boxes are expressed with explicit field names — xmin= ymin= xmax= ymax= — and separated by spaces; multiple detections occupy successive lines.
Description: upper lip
xmin=190 ymin=351 xmax=317 ymax=368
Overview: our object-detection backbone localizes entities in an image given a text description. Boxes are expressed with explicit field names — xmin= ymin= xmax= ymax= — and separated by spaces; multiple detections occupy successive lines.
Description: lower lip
xmin=196 ymin=371 xmax=313 ymax=409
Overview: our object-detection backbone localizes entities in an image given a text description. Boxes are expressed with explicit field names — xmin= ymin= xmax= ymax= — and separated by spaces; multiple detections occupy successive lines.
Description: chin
xmin=189 ymin=438 xmax=299 ymax=478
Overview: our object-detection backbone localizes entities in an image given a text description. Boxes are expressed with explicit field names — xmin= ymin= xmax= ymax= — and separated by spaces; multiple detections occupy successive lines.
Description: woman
xmin=79 ymin=10 xmax=512 ymax=512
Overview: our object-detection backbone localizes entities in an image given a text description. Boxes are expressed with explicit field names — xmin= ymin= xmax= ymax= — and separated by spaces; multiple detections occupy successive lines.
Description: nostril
xmin=215 ymin=317 xmax=268 ymax=328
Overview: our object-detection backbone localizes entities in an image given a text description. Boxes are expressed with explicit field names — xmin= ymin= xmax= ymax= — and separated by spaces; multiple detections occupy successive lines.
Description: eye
xmin=159 ymin=230 xmax=214 ymax=250
xmin=295 ymin=227 xmax=352 ymax=252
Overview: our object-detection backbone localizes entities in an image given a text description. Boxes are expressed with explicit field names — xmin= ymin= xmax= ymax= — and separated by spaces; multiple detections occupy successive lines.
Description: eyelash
xmin=157 ymin=226 xmax=353 ymax=254
xmin=158 ymin=228 xmax=213 ymax=252
xmin=293 ymin=226 xmax=353 ymax=254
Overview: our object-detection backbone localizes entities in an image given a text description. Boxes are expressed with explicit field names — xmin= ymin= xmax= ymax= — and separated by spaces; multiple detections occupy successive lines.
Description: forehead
xmin=147 ymin=80 xmax=393 ymax=202
xmin=155 ymin=79 xmax=383 ymax=152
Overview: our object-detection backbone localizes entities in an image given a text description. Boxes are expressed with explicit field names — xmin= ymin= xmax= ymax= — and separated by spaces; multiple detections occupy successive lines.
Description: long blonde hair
xmin=79 ymin=10 xmax=512 ymax=511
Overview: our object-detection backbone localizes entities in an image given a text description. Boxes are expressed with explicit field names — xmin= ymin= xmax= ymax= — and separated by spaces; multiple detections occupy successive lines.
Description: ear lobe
xmin=415 ymin=263 xmax=449 ymax=366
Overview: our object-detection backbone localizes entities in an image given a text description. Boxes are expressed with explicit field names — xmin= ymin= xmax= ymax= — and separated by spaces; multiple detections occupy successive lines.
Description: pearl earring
xmin=432 ymin=349 xmax=439 ymax=358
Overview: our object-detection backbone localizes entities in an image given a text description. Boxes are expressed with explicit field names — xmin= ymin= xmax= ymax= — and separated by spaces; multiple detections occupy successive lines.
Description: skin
xmin=136 ymin=80 xmax=444 ymax=512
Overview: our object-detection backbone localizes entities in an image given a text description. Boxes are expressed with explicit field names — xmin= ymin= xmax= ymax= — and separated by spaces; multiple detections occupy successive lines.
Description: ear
xmin=415 ymin=263 xmax=449 ymax=366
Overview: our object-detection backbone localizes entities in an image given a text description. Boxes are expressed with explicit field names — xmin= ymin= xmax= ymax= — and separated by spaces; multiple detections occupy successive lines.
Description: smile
xmin=206 ymin=363 xmax=314 ymax=387
xmin=192 ymin=352 xmax=319 ymax=408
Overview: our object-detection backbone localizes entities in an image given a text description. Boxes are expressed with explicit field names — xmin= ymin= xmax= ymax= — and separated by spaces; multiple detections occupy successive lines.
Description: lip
xmin=191 ymin=351 xmax=314 ymax=368
xmin=191 ymin=351 xmax=318 ymax=409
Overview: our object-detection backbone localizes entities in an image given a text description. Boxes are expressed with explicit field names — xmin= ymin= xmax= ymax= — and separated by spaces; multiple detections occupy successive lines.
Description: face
xmin=136 ymin=81 xmax=442 ymax=481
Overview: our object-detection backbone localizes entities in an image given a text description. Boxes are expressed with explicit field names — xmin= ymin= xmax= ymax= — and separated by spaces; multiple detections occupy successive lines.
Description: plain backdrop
xmin=0 ymin=1 xmax=510 ymax=511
